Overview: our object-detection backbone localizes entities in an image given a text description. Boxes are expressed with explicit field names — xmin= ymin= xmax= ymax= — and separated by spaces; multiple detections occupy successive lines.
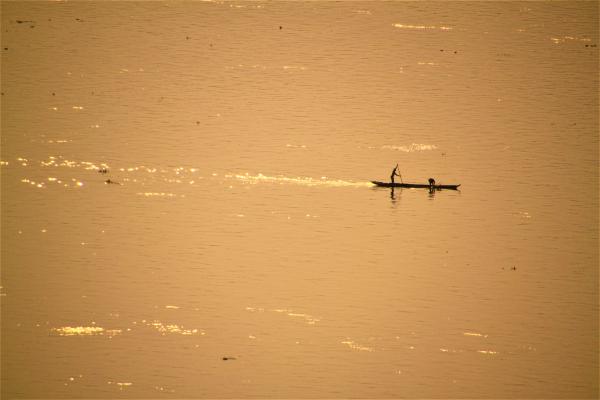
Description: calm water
xmin=1 ymin=1 xmax=598 ymax=398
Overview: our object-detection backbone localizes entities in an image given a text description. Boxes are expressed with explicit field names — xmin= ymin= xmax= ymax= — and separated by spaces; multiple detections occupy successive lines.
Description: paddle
xmin=397 ymin=163 xmax=404 ymax=184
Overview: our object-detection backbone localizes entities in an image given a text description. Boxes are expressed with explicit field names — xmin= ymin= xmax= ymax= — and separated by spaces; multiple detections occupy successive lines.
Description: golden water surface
xmin=1 ymin=1 xmax=598 ymax=398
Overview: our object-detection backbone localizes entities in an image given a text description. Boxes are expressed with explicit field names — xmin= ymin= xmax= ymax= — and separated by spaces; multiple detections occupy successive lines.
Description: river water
xmin=1 ymin=1 xmax=598 ymax=398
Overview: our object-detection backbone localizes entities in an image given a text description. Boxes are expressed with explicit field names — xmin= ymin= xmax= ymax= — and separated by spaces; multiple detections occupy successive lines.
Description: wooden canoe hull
xmin=371 ymin=181 xmax=461 ymax=190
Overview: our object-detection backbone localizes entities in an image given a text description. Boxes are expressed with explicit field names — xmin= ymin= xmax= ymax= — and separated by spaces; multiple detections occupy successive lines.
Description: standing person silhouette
xmin=390 ymin=164 xmax=401 ymax=184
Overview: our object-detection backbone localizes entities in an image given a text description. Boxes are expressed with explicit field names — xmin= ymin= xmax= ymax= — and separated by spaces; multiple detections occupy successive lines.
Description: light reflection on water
xmin=393 ymin=23 xmax=453 ymax=31
xmin=50 ymin=320 xmax=205 ymax=337
xmin=6 ymin=155 xmax=378 ymax=194
xmin=341 ymin=339 xmax=374 ymax=352
xmin=51 ymin=326 xmax=121 ymax=337
xmin=231 ymin=173 xmax=371 ymax=188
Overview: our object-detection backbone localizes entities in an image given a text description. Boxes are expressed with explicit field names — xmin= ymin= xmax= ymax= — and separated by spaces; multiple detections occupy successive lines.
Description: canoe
xmin=371 ymin=181 xmax=461 ymax=190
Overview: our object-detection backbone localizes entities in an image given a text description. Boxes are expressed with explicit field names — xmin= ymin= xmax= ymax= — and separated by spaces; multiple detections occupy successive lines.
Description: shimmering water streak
xmin=50 ymin=326 xmax=121 ymax=336
xmin=550 ymin=35 xmax=592 ymax=44
xmin=381 ymin=143 xmax=438 ymax=152
xmin=137 ymin=192 xmax=185 ymax=198
xmin=393 ymin=23 xmax=453 ymax=31
xmin=50 ymin=320 xmax=205 ymax=337
xmin=5 ymin=155 xmax=378 ymax=196
xmin=463 ymin=332 xmax=488 ymax=338
xmin=231 ymin=173 xmax=372 ymax=188
xmin=341 ymin=339 xmax=374 ymax=352
xmin=107 ymin=382 xmax=133 ymax=391
xmin=247 ymin=307 xmax=321 ymax=325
